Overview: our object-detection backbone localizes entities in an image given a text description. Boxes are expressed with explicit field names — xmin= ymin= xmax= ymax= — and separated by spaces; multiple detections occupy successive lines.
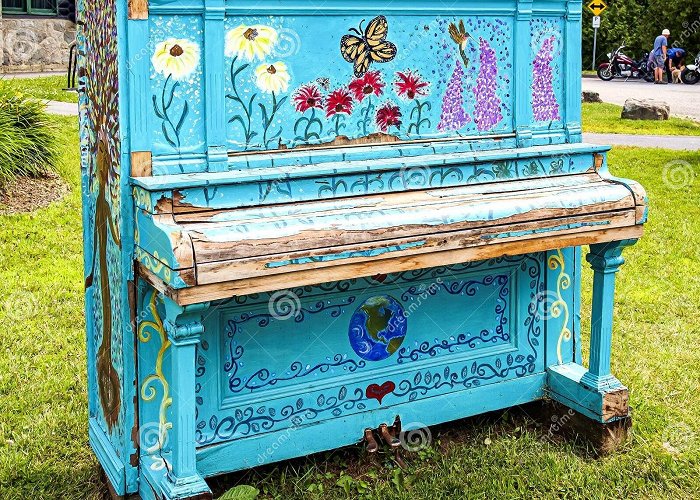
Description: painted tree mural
xmin=473 ymin=37 xmax=503 ymax=131
xmin=437 ymin=60 xmax=470 ymax=131
xmin=532 ymin=36 xmax=561 ymax=122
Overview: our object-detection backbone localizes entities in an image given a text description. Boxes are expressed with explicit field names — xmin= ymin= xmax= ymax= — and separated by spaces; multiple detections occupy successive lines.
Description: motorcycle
xmin=681 ymin=53 xmax=700 ymax=85
xmin=597 ymin=44 xmax=655 ymax=82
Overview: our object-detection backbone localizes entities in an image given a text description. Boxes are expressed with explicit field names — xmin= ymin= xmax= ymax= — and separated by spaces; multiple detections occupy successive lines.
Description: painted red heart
xmin=371 ymin=274 xmax=388 ymax=283
xmin=366 ymin=381 xmax=396 ymax=404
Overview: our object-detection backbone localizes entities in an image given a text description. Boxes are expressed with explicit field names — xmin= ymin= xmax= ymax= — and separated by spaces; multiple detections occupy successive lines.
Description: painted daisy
xmin=151 ymin=38 xmax=200 ymax=80
xmin=225 ymin=25 xmax=278 ymax=61
xmin=255 ymin=62 xmax=290 ymax=93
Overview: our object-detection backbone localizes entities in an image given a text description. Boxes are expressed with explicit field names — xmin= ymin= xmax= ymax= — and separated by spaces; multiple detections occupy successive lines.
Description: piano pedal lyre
xmin=363 ymin=428 xmax=379 ymax=453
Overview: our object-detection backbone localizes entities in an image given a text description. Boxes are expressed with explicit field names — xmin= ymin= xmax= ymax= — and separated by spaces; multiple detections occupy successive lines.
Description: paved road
xmin=582 ymin=77 xmax=700 ymax=121
xmin=45 ymin=100 xmax=79 ymax=116
xmin=584 ymin=132 xmax=700 ymax=150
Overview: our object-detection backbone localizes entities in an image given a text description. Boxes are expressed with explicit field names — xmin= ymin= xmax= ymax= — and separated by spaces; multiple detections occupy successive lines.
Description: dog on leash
xmin=672 ymin=66 xmax=685 ymax=83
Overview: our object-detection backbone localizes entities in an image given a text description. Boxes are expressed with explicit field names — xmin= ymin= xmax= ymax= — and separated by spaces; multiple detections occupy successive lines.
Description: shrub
xmin=0 ymin=85 xmax=58 ymax=187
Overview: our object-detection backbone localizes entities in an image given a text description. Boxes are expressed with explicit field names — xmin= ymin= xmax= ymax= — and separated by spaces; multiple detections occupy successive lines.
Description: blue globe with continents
xmin=348 ymin=295 xmax=407 ymax=361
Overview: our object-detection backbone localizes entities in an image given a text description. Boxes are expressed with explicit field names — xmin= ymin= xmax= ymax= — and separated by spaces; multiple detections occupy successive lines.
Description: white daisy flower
xmin=151 ymin=38 xmax=200 ymax=80
xmin=225 ymin=25 xmax=278 ymax=61
xmin=255 ymin=62 xmax=290 ymax=93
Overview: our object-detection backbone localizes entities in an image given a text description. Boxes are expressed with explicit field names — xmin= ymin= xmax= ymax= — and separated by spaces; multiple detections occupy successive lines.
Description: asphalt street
xmin=582 ymin=77 xmax=700 ymax=122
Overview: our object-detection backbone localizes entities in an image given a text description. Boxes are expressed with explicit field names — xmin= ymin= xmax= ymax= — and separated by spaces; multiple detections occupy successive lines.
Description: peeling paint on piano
xmin=82 ymin=1 xmax=648 ymax=498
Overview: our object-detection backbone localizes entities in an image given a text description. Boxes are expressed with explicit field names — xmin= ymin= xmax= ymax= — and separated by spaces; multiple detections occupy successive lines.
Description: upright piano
xmin=78 ymin=0 xmax=647 ymax=497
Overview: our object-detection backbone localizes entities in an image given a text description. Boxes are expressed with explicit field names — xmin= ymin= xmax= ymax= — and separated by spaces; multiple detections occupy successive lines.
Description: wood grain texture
xmin=130 ymin=151 xmax=152 ymax=177
xmin=128 ymin=0 xmax=148 ymax=20
xmin=160 ymin=225 xmax=643 ymax=305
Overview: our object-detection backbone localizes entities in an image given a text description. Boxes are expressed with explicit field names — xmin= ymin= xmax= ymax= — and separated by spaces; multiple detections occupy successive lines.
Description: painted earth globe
xmin=348 ymin=295 xmax=407 ymax=361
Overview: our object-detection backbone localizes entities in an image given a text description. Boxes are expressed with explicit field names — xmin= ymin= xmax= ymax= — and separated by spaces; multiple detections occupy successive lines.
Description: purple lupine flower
xmin=473 ymin=37 xmax=503 ymax=131
xmin=437 ymin=59 xmax=471 ymax=131
xmin=532 ymin=36 xmax=561 ymax=122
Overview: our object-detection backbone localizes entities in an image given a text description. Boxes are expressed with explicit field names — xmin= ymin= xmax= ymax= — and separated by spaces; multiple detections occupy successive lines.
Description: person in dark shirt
xmin=666 ymin=47 xmax=687 ymax=83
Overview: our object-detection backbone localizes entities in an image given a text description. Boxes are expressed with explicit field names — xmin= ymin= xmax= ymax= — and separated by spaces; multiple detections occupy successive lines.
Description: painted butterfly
xmin=340 ymin=15 xmax=397 ymax=78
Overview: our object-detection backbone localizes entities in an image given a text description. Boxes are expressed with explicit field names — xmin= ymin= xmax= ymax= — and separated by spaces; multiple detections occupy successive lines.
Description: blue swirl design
xmin=224 ymin=297 xmax=360 ymax=394
xmin=393 ymin=255 xmax=542 ymax=401
xmin=396 ymin=274 xmax=510 ymax=363
xmin=196 ymin=254 xmax=543 ymax=444
xmin=196 ymin=386 xmax=366 ymax=444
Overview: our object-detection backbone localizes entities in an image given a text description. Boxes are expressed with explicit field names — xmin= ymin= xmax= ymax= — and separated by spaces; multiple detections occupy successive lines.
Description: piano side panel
xmin=79 ymin=0 xmax=138 ymax=493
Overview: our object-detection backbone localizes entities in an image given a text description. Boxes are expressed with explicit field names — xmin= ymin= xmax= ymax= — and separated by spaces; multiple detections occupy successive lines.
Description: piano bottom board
xmin=136 ymin=250 xmax=580 ymax=484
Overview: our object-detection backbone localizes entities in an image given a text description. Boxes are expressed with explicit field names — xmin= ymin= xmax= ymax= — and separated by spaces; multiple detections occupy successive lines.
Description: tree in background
xmin=581 ymin=0 xmax=700 ymax=69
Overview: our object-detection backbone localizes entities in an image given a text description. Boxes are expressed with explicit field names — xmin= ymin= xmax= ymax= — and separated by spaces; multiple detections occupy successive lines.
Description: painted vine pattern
xmin=195 ymin=255 xmax=543 ymax=444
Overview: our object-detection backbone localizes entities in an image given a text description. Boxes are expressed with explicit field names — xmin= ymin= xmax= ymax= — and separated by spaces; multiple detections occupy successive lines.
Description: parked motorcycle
xmin=597 ymin=44 xmax=655 ymax=82
xmin=681 ymin=53 xmax=700 ymax=85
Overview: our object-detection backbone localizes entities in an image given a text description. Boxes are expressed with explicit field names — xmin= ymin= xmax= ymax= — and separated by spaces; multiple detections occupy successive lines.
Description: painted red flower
xmin=325 ymin=88 xmax=354 ymax=117
xmin=394 ymin=70 xmax=430 ymax=100
xmin=349 ymin=70 xmax=385 ymax=102
xmin=376 ymin=102 xmax=402 ymax=132
xmin=293 ymin=83 xmax=324 ymax=113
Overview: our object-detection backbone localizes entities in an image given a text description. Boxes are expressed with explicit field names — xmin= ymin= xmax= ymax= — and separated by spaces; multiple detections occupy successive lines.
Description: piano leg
xmin=138 ymin=289 xmax=212 ymax=500
xmin=547 ymin=239 xmax=638 ymax=454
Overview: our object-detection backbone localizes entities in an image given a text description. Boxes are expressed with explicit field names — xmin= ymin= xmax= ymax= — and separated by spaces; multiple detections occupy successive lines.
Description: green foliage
xmin=0 ymin=76 xmax=78 ymax=104
xmin=583 ymin=102 xmax=700 ymax=135
xmin=2 ymin=120 xmax=700 ymax=498
xmin=218 ymin=485 xmax=260 ymax=499
xmin=582 ymin=1 xmax=700 ymax=69
xmin=0 ymin=85 xmax=58 ymax=186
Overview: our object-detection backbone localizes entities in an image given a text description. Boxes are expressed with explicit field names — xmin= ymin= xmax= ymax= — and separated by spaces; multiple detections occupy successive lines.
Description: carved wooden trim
xmin=128 ymin=0 xmax=149 ymax=20
xmin=131 ymin=151 xmax=152 ymax=177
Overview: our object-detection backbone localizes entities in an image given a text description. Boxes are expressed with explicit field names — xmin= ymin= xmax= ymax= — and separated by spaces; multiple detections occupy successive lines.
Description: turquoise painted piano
xmin=78 ymin=0 xmax=647 ymax=497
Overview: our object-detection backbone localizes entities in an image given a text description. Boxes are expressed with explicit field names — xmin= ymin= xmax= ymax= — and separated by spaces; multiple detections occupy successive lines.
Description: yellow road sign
xmin=587 ymin=0 xmax=607 ymax=16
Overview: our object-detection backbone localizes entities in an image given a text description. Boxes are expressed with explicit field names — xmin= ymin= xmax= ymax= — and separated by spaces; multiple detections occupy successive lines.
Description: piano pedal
xmin=379 ymin=423 xmax=401 ymax=448
xmin=364 ymin=428 xmax=379 ymax=453
xmin=393 ymin=447 xmax=408 ymax=469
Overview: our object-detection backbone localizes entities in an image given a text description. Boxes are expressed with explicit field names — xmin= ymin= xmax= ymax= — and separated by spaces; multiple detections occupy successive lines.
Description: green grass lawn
xmin=583 ymin=102 xmax=700 ymax=136
xmin=0 ymin=76 xmax=78 ymax=104
xmin=1 ymin=119 xmax=700 ymax=498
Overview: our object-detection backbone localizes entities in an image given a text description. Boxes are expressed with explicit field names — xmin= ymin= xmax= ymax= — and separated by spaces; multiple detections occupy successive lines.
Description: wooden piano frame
xmin=78 ymin=0 xmax=647 ymax=498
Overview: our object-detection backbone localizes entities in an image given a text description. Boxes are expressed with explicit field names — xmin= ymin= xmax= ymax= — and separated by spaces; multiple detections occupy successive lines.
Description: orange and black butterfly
xmin=341 ymin=16 xmax=397 ymax=78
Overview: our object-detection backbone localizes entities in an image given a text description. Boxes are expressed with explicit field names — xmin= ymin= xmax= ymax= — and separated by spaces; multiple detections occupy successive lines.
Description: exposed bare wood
xmin=130 ymin=151 xmax=152 ymax=177
xmin=166 ymin=225 xmax=643 ymax=305
xmin=194 ymin=210 xmax=638 ymax=284
xmin=538 ymin=400 xmax=631 ymax=457
xmin=594 ymin=153 xmax=604 ymax=170
xmin=128 ymin=0 xmax=148 ymax=20
xmin=601 ymin=388 xmax=630 ymax=421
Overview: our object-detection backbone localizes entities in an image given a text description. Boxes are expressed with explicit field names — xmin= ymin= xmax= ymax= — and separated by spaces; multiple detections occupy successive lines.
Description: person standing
xmin=651 ymin=29 xmax=671 ymax=84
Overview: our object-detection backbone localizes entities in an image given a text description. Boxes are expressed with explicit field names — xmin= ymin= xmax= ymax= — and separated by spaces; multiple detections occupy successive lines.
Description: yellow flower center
xmin=244 ymin=28 xmax=259 ymax=41
xmin=169 ymin=44 xmax=184 ymax=57
xmin=267 ymin=65 xmax=277 ymax=74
